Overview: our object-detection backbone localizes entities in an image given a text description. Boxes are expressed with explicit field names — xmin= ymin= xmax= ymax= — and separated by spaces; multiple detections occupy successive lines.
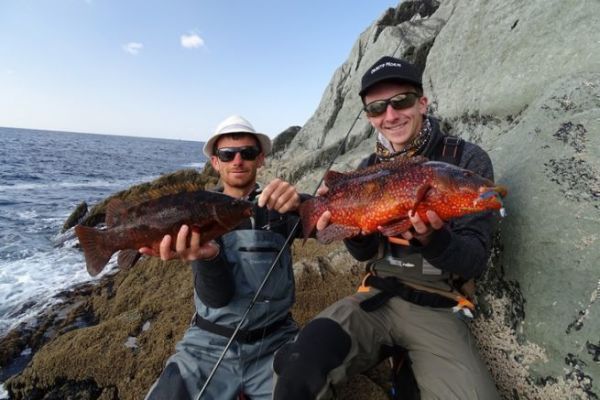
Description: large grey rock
xmin=263 ymin=0 xmax=600 ymax=397
xmin=426 ymin=0 xmax=600 ymax=394
xmin=426 ymin=0 xmax=600 ymax=119
xmin=493 ymin=73 xmax=600 ymax=393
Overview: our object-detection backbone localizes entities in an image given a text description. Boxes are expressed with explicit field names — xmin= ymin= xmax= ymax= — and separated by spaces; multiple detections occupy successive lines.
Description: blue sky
xmin=0 ymin=1 xmax=399 ymax=142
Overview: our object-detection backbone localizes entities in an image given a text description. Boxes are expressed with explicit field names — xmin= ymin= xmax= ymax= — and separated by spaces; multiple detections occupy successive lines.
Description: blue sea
xmin=0 ymin=127 xmax=205 ymax=338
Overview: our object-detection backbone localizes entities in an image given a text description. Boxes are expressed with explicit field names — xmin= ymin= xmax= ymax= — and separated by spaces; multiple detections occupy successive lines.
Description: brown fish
xmin=75 ymin=186 xmax=252 ymax=276
xmin=299 ymin=156 xmax=507 ymax=243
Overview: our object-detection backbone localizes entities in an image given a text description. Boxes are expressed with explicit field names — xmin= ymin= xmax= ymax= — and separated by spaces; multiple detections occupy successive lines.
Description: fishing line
xmin=195 ymin=108 xmax=364 ymax=400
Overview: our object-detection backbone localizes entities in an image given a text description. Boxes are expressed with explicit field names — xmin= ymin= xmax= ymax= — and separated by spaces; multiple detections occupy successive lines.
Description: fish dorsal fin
xmin=388 ymin=155 xmax=429 ymax=168
xmin=325 ymin=164 xmax=390 ymax=189
xmin=411 ymin=155 xmax=429 ymax=164
xmin=106 ymin=198 xmax=131 ymax=227
xmin=324 ymin=170 xmax=349 ymax=188
xmin=323 ymin=155 xmax=431 ymax=189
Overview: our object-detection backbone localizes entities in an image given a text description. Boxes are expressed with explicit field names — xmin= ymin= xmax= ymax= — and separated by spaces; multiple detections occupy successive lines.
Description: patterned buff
xmin=375 ymin=116 xmax=432 ymax=161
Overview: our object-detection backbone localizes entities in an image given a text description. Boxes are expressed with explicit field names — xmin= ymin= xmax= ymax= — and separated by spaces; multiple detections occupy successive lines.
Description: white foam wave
xmin=16 ymin=210 xmax=38 ymax=220
xmin=0 ymin=247 xmax=117 ymax=335
xmin=0 ymin=180 xmax=134 ymax=191
xmin=0 ymin=384 xmax=8 ymax=399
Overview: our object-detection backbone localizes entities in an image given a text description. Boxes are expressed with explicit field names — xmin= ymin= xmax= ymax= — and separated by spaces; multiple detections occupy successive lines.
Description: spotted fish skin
xmin=299 ymin=156 xmax=507 ymax=244
xmin=75 ymin=188 xmax=253 ymax=276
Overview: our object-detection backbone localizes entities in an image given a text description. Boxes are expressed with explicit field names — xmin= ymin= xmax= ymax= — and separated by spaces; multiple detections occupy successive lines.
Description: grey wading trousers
xmin=145 ymin=228 xmax=298 ymax=400
xmin=145 ymin=321 xmax=297 ymax=400
xmin=273 ymin=290 xmax=500 ymax=400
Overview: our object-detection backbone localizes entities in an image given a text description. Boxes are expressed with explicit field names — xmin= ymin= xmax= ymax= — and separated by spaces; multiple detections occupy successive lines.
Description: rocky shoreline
xmin=2 ymin=0 xmax=600 ymax=398
xmin=0 ymin=168 xmax=593 ymax=400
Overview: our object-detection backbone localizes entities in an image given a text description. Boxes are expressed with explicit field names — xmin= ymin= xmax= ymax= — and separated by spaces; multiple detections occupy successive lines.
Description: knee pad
xmin=273 ymin=318 xmax=351 ymax=399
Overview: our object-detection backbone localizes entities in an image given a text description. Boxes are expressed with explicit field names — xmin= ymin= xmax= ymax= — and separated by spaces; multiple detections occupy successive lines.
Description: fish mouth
xmin=493 ymin=185 xmax=508 ymax=198
xmin=474 ymin=185 xmax=508 ymax=217
xmin=477 ymin=185 xmax=508 ymax=199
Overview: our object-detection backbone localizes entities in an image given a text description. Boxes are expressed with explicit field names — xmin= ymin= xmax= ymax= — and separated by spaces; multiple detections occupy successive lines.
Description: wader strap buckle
xmin=194 ymin=314 xmax=290 ymax=344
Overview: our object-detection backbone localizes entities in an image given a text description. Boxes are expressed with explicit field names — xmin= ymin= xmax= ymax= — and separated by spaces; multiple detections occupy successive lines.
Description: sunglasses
xmin=363 ymin=92 xmax=420 ymax=117
xmin=215 ymin=146 xmax=261 ymax=162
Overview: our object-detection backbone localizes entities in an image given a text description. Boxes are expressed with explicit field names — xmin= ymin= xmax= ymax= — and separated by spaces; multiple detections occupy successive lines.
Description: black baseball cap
xmin=359 ymin=56 xmax=423 ymax=97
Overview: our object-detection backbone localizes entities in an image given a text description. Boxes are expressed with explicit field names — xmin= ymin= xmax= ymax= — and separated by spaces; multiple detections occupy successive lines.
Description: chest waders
xmin=195 ymin=109 xmax=364 ymax=400
xmin=193 ymin=228 xmax=294 ymax=335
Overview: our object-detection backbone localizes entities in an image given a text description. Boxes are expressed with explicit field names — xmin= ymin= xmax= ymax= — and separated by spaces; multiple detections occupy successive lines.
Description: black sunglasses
xmin=363 ymin=92 xmax=420 ymax=117
xmin=215 ymin=146 xmax=261 ymax=162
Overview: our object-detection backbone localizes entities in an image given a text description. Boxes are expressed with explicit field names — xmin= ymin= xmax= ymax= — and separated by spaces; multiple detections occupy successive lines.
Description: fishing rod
xmin=195 ymin=108 xmax=364 ymax=400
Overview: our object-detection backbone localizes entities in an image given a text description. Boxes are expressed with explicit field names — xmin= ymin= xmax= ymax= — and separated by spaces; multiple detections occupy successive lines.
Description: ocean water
xmin=0 ymin=127 xmax=205 ymax=337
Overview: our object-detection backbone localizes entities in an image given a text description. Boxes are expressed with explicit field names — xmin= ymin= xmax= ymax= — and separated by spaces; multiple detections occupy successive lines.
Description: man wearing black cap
xmin=272 ymin=57 xmax=500 ymax=399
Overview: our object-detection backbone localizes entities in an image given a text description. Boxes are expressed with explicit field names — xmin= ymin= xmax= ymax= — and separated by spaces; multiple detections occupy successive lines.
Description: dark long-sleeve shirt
xmin=344 ymin=117 xmax=496 ymax=280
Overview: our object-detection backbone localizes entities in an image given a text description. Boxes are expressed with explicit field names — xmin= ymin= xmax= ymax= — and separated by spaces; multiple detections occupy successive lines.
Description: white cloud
xmin=180 ymin=33 xmax=204 ymax=49
xmin=122 ymin=42 xmax=143 ymax=55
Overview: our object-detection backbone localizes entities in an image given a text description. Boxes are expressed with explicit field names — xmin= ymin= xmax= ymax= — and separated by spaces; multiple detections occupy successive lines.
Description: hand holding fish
xmin=258 ymin=178 xmax=301 ymax=213
xmin=314 ymin=184 xmax=333 ymax=231
xmin=139 ymin=225 xmax=221 ymax=262
xmin=317 ymin=190 xmax=442 ymax=245
xmin=314 ymin=184 xmax=442 ymax=243
xmin=75 ymin=188 xmax=252 ymax=276
xmin=393 ymin=209 xmax=444 ymax=246
xmin=299 ymin=157 xmax=507 ymax=244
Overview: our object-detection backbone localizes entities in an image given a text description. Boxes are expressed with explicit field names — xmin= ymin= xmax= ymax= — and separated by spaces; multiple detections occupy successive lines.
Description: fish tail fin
xmin=74 ymin=225 xmax=114 ymax=276
xmin=298 ymin=197 xmax=326 ymax=244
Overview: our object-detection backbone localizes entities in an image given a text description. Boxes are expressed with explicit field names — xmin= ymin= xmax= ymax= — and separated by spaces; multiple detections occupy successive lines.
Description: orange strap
xmin=455 ymin=297 xmax=475 ymax=311
xmin=388 ymin=236 xmax=410 ymax=246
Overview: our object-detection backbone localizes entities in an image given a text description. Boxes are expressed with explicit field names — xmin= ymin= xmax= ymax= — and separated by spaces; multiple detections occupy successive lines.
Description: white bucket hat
xmin=202 ymin=115 xmax=272 ymax=158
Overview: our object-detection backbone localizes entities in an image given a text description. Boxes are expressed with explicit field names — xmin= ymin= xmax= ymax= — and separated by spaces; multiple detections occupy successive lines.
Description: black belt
xmin=360 ymin=275 xmax=456 ymax=312
xmin=194 ymin=314 xmax=290 ymax=344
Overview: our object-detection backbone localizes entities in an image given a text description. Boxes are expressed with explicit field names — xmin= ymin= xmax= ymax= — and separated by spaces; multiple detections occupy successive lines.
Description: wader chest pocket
xmin=239 ymin=247 xmax=292 ymax=301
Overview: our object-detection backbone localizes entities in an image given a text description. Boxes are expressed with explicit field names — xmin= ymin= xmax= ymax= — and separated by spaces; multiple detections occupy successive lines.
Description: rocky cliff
xmin=2 ymin=0 xmax=599 ymax=399
xmin=266 ymin=0 xmax=600 ymax=397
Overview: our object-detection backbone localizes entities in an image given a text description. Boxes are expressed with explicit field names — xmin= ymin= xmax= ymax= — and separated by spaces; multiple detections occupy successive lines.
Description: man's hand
xmin=398 ymin=210 xmax=444 ymax=245
xmin=139 ymin=225 xmax=220 ymax=261
xmin=258 ymin=178 xmax=301 ymax=213
xmin=314 ymin=183 xmax=331 ymax=231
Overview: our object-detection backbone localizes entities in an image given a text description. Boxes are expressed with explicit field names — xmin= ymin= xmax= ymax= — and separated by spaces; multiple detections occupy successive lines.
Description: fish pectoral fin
xmin=117 ymin=249 xmax=142 ymax=270
xmin=379 ymin=218 xmax=413 ymax=237
xmin=411 ymin=183 xmax=432 ymax=212
xmin=316 ymin=224 xmax=361 ymax=244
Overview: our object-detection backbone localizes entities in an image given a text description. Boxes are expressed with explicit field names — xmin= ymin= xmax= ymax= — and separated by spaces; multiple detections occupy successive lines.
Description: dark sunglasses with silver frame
xmin=215 ymin=145 xmax=261 ymax=162
xmin=363 ymin=92 xmax=420 ymax=117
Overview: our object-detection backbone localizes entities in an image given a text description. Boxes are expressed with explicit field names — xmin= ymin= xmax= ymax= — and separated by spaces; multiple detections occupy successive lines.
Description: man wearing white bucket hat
xmin=144 ymin=115 xmax=307 ymax=400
